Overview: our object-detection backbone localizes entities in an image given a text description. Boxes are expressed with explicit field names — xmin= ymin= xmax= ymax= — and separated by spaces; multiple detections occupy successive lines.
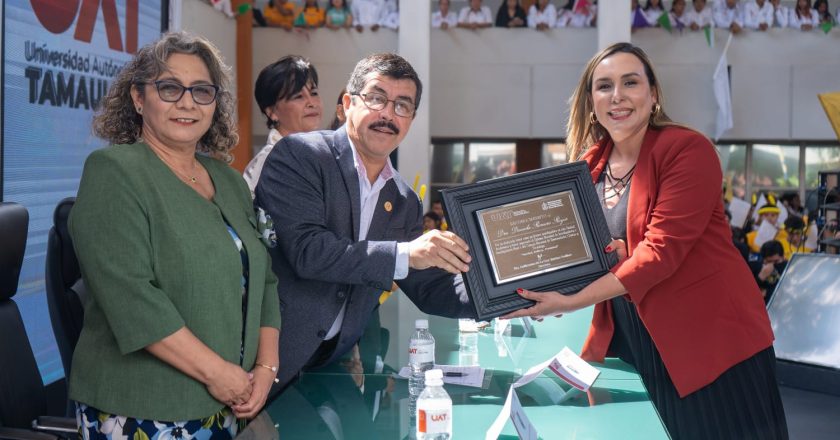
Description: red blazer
xmin=579 ymin=126 xmax=774 ymax=397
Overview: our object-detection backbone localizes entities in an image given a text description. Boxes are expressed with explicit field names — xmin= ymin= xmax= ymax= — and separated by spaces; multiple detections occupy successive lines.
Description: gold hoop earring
xmin=589 ymin=112 xmax=597 ymax=125
xmin=652 ymin=103 xmax=661 ymax=115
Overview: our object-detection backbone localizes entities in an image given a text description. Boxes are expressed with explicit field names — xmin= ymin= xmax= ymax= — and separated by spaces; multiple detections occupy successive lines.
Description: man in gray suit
xmin=255 ymin=53 xmax=477 ymax=390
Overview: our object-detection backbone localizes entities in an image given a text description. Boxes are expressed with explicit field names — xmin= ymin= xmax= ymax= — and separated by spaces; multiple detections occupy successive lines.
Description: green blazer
xmin=69 ymin=143 xmax=281 ymax=421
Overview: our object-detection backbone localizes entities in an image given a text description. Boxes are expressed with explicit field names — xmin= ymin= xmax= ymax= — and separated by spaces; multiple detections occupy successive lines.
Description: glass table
xmin=239 ymin=305 xmax=670 ymax=439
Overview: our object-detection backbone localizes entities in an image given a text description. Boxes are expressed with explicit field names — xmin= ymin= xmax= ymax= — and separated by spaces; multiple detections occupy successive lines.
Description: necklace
xmin=604 ymin=161 xmax=636 ymax=200
xmin=158 ymin=153 xmax=200 ymax=184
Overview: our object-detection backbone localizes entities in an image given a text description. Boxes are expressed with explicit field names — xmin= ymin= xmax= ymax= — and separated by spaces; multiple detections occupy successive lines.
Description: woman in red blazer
xmin=504 ymin=43 xmax=787 ymax=439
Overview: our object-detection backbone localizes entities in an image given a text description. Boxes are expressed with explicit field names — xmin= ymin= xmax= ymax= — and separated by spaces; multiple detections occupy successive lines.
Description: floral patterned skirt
xmin=76 ymin=402 xmax=245 ymax=440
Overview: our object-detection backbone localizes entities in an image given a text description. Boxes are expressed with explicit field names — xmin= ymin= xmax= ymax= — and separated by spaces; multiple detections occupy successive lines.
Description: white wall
xmin=252 ymin=26 xmax=840 ymax=142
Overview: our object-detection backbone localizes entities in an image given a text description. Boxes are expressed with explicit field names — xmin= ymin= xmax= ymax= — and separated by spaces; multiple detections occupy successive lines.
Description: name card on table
xmin=485 ymin=347 xmax=600 ymax=440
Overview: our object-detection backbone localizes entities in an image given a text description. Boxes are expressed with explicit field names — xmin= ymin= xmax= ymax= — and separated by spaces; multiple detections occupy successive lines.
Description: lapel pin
xmin=384 ymin=201 xmax=393 ymax=212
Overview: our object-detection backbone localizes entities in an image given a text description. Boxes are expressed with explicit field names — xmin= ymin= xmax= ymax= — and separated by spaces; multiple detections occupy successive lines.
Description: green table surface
xmin=242 ymin=306 xmax=670 ymax=439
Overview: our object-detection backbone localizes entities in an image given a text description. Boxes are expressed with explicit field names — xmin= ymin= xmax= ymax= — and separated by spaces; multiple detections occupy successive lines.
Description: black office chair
xmin=0 ymin=202 xmax=75 ymax=440
xmin=45 ymin=198 xmax=84 ymax=381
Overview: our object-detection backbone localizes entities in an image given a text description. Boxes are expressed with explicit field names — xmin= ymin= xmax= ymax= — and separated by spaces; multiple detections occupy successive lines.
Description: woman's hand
xmin=206 ymin=361 xmax=253 ymax=407
xmin=232 ymin=367 xmax=275 ymax=419
xmin=501 ymin=288 xmax=584 ymax=320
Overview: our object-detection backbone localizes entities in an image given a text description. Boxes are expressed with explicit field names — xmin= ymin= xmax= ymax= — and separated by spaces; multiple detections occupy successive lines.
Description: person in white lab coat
xmin=788 ymin=0 xmax=819 ymax=30
xmin=457 ymin=0 xmax=493 ymax=29
xmin=669 ymin=0 xmax=690 ymax=29
xmin=744 ymin=0 xmax=775 ymax=30
xmin=643 ymin=0 xmax=667 ymax=26
xmin=528 ymin=0 xmax=557 ymax=30
xmin=351 ymin=0 xmax=386 ymax=32
xmin=769 ymin=0 xmax=790 ymax=27
xmin=685 ymin=0 xmax=715 ymax=30
xmin=714 ymin=0 xmax=745 ymax=33
xmin=432 ymin=0 xmax=458 ymax=29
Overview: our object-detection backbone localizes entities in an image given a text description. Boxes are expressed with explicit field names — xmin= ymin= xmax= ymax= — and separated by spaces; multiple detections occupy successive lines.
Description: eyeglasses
xmin=352 ymin=92 xmax=415 ymax=118
xmin=142 ymin=80 xmax=220 ymax=105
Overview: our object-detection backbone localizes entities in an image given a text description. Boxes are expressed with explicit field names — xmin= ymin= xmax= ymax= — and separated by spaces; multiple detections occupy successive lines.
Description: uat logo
xmin=430 ymin=413 xmax=448 ymax=422
xmin=30 ymin=0 xmax=139 ymax=53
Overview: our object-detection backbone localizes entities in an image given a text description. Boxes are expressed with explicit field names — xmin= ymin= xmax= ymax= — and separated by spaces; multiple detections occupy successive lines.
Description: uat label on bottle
xmin=409 ymin=342 xmax=434 ymax=364
xmin=417 ymin=408 xmax=451 ymax=434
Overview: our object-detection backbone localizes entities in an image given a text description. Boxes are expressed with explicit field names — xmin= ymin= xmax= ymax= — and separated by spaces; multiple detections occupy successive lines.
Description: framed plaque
xmin=441 ymin=161 xmax=617 ymax=320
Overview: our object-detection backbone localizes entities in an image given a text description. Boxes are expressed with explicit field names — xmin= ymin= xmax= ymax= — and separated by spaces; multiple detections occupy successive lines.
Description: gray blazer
xmin=255 ymin=126 xmax=475 ymax=389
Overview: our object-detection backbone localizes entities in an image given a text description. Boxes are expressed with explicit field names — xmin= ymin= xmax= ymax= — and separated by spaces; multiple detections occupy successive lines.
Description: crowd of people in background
xmin=726 ymin=189 xmax=837 ymax=305
xmin=251 ymin=0 xmax=840 ymax=33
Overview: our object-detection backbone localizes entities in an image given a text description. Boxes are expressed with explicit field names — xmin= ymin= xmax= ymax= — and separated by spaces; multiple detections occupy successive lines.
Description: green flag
xmin=820 ymin=21 xmax=834 ymax=34
xmin=703 ymin=25 xmax=715 ymax=48
xmin=657 ymin=13 xmax=673 ymax=32
xmin=237 ymin=2 xmax=251 ymax=16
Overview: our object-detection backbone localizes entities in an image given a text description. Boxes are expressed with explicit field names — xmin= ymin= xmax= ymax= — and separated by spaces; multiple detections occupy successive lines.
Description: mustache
xmin=368 ymin=120 xmax=399 ymax=135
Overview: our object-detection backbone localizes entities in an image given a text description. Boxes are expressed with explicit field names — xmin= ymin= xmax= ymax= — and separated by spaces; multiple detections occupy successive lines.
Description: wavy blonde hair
xmin=92 ymin=32 xmax=237 ymax=162
xmin=566 ymin=42 xmax=688 ymax=161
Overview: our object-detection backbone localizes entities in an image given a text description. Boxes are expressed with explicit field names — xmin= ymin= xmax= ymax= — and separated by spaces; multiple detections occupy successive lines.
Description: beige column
xmin=598 ymin=0 xmax=632 ymax=50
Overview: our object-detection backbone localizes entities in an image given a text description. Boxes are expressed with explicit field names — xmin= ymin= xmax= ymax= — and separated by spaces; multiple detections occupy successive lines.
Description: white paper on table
xmin=754 ymin=221 xmax=779 ymax=249
xmin=547 ymin=347 xmax=601 ymax=392
xmin=487 ymin=347 xmax=601 ymax=440
xmin=805 ymin=223 xmax=819 ymax=250
xmin=396 ymin=364 xmax=485 ymax=388
xmin=485 ymin=388 xmax=515 ymax=440
xmin=727 ymin=197 xmax=751 ymax=228
xmin=509 ymin=387 xmax=538 ymax=440
xmin=485 ymin=387 xmax=539 ymax=440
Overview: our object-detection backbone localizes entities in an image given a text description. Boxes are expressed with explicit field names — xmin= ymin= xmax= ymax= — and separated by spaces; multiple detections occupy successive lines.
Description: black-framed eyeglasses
xmin=352 ymin=92 xmax=415 ymax=118
xmin=142 ymin=80 xmax=220 ymax=105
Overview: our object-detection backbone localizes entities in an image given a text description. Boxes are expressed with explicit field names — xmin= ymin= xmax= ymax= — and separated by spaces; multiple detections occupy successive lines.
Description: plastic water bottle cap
xmin=415 ymin=319 xmax=429 ymax=329
xmin=425 ymin=368 xmax=443 ymax=381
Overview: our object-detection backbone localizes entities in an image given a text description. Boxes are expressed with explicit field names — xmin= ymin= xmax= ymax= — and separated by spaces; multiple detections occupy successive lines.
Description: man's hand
xmin=758 ymin=262 xmax=775 ymax=281
xmin=408 ymin=230 xmax=472 ymax=274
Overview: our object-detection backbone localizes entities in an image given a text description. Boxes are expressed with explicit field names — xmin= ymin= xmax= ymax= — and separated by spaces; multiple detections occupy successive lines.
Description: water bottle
xmin=409 ymin=319 xmax=436 ymax=397
xmin=416 ymin=369 xmax=452 ymax=440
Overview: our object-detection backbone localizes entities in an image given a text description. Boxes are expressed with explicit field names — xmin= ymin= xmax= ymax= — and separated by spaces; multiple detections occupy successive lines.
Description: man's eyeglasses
xmin=352 ymin=92 xmax=415 ymax=118
xmin=142 ymin=80 xmax=220 ymax=105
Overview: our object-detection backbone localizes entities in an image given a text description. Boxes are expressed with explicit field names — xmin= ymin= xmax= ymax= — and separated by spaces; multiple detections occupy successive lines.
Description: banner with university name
xmin=2 ymin=0 xmax=165 ymax=383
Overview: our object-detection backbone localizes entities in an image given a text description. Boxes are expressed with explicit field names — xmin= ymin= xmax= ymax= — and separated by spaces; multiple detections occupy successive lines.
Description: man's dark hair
xmin=760 ymin=240 xmax=784 ymax=260
xmin=345 ymin=53 xmax=422 ymax=112
xmin=255 ymin=55 xmax=319 ymax=128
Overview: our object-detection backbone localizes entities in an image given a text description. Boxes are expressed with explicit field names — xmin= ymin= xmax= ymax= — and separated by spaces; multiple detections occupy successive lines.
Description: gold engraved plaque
xmin=476 ymin=191 xmax=592 ymax=284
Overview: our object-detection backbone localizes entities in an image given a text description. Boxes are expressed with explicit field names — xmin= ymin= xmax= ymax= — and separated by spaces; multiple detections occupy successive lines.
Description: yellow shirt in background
xmin=264 ymin=2 xmax=297 ymax=28
xmin=296 ymin=6 xmax=325 ymax=27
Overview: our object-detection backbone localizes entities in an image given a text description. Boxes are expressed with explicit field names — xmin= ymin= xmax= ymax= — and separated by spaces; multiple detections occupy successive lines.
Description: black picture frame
xmin=441 ymin=161 xmax=617 ymax=321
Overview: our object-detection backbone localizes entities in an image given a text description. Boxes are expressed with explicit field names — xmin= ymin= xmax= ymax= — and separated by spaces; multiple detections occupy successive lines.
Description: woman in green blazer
xmin=70 ymin=32 xmax=281 ymax=439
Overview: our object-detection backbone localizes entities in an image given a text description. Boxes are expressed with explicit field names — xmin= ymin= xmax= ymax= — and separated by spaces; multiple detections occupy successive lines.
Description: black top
xmin=495 ymin=5 xmax=527 ymax=27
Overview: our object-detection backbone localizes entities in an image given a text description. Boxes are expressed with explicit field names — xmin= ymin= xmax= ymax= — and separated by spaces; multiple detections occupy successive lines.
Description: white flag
xmin=713 ymin=33 xmax=734 ymax=141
